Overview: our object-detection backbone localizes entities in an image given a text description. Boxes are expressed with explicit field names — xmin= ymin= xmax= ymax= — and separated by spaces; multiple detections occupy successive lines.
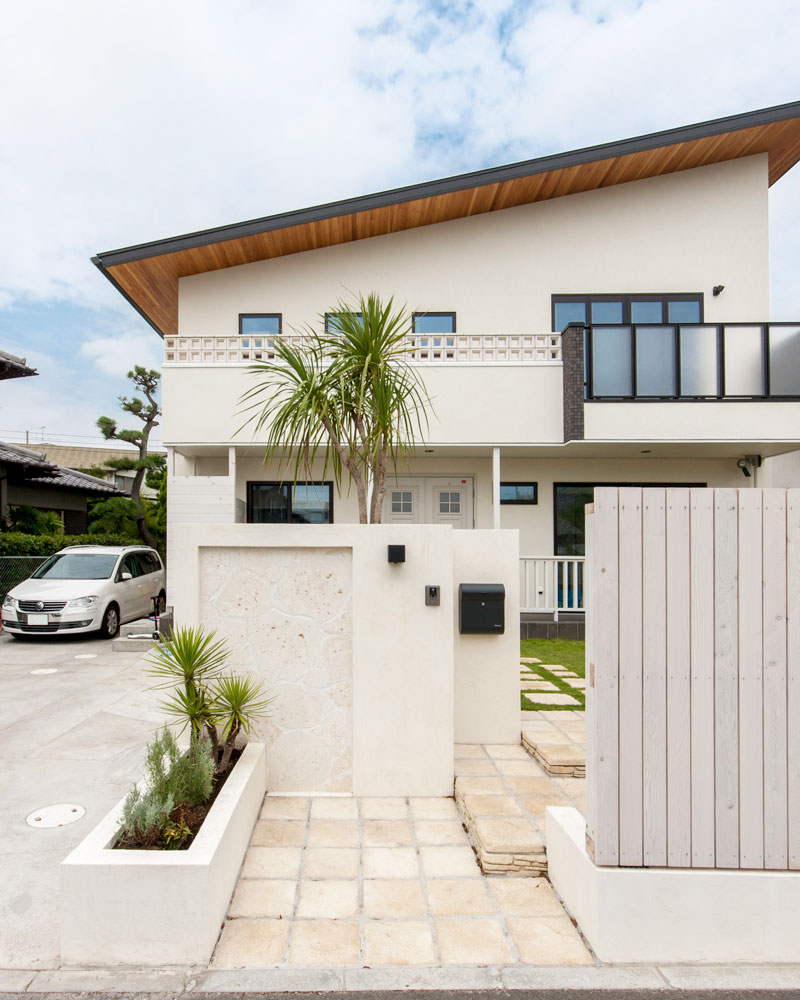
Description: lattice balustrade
xmin=163 ymin=332 xmax=562 ymax=364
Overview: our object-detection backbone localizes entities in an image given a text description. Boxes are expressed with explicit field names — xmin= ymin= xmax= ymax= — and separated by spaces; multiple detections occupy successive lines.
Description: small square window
xmin=391 ymin=490 xmax=412 ymax=513
xmin=499 ymin=483 xmax=538 ymax=505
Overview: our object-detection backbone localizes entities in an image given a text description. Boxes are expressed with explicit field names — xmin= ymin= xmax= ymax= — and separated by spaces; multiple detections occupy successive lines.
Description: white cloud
xmin=80 ymin=330 xmax=163 ymax=378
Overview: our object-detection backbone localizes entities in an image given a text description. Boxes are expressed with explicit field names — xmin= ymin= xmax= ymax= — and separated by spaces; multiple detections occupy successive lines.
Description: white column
xmin=493 ymin=446 xmax=501 ymax=530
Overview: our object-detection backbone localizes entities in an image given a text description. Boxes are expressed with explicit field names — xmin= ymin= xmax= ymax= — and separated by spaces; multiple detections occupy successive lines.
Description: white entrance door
xmin=383 ymin=477 xmax=473 ymax=528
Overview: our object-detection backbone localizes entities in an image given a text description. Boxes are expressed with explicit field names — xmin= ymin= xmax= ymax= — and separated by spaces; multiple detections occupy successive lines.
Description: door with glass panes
xmin=383 ymin=477 xmax=473 ymax=529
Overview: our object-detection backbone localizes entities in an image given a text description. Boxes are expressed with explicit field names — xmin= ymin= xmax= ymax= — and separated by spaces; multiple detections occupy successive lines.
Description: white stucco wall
xmin=176 ymin=155 xmax=770 ymax=337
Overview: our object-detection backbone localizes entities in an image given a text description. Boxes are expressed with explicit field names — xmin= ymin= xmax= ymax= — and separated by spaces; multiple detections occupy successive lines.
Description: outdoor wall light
xmin=713 ymin=284 xmax=725 ymax=296
xmin=387 ymin=544 xmax=406 ymax=564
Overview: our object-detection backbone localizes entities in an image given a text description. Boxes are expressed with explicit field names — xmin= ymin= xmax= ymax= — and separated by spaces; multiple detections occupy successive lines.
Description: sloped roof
xmin=93 ymin=100 xmax=800 ymax=339
xmin=0 ymin=441 xmax=123 ymax=496
xmin=0 ymin=349 xmax=38 ymax=381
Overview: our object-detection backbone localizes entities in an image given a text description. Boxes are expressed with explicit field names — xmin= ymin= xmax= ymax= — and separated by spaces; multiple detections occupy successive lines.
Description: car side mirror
xmin=120 ymin=571 xmax=132 ymax=581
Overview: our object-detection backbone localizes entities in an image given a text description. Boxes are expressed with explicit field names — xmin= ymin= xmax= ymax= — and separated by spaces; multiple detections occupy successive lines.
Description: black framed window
xmin=552 ymin=293 xmax=703 ymax=332
xmin=247 ymin=482 xmax=333 ymax=524
xmin=554 ymin=482 xmax=706 ymax=555
xmin=500 ymin=482 xmax=538 ymax=505
xmin=325 ymin=312 xmax=363 ymax=333
xmin=412 ymin=312 xmax=456 ymax=334
xmin=239 ymin=314 xmax=282 ymax=337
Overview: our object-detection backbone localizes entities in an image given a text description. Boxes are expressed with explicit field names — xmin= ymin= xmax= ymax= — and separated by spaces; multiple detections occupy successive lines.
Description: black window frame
xmin=551 ymin=293 xmax=704 ymax=331
xmin=325 ymin=311 xmax=363 ymax=333
xmin=246 ymin=481 xmax=334 ymax=525
xmin=553 ymin=481 xmax=707 ymax=555
xmin=411 ymin=311 xmax=457 ymax=334
xmin=239 ymin=313 xmax=282 ymax=337
xmin=499 ymin=482 xmax=538 ymax=505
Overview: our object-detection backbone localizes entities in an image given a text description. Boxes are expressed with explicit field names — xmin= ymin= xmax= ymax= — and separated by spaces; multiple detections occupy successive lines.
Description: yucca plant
xmin=239 ymin=292 xmax=432 ymax=523
xmin=146 ymin=625 xmax=271 ymax=772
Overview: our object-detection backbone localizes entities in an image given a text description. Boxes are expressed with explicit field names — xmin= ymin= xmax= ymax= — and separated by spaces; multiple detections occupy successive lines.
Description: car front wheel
xmin=99 ymin=604 xmax=120 ymax=639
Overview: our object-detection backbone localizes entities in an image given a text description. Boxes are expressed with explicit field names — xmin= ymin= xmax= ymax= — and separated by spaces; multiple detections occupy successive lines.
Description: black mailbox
xmin=458 ymin=583 xmax=505 ymax=634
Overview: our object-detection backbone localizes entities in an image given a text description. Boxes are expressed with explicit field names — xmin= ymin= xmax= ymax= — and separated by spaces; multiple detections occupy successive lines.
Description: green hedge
xmin=0 ymin=533 xmax=143 ymax=556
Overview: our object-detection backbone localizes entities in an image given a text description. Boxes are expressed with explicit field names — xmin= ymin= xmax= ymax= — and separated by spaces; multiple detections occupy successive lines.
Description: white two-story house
xmin=93 ymin=100 xmax=800 ymax=633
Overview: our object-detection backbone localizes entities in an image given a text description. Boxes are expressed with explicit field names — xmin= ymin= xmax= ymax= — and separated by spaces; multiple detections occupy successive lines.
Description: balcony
xmin=584 ymin=322 xmax=800 ymax=400
xmin=163 ymin=332 xmax=562 ymax=365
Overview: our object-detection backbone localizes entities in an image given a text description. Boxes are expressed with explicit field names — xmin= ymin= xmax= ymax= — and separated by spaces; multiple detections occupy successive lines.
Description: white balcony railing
xmin=163 ymin=333 xmax=562 ymax=365
xmin=520 ymin=556 xmax=585 ymax=619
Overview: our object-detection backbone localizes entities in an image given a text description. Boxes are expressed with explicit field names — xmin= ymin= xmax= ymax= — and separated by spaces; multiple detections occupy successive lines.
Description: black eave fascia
xmin=93 ymin=99 xmax=800 ymax=274
xmin=91 ymin=255 xmax=166 ymax=338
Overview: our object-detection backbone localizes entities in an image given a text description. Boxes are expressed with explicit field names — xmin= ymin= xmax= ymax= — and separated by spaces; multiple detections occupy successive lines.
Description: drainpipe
xmin=493 ymin=447 xmax=501 ymax=530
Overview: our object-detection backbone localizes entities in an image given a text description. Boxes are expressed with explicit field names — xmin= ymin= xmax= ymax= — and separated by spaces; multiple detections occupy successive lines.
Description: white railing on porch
xmin=520 ymin=556 xmax=585 ymax=619
xmin=163 ymin=332 xmax=562 ymax=365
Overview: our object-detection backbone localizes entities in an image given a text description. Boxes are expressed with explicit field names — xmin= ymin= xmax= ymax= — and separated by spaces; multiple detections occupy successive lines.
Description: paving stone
xmin=409 ymin=796 xmax=460 ymax=820
xmin=453 ymin=744 xmax=488 ymax=758
xmin=504 ymin=776 xmax=558 ymax=796
xmin=362 ymin=819 xmax=415 ymax=847
xmin=212 ymin=918 xmax=289 ymax=967
xmin=414 ymin=819 xmax=469 ymax=845
xmin=302 ymin=847 xmax=360 ymax=878
xmin=483 ymin=744 xmax=531 ymax=760
xmin=454 ymin=776 xmax=508 ymax=795
xmin=435 ymin=917 xmax=513 ymax=965
xmin=309 ymin=796 xmax=358 ymax=820
xmin=241 ymin=846 xmax=302 ymax=879
xmin=419 ymin=844 xmax=480 ymax=877
xmin=507 ymin=915 xmax=594 ymax=965
xmin=363 ymin=878 xmax=427 ymax=918
xmin=454 ymin=758 xmax=501 ymax=776
xmin=524 ymin=692 xmax=582 ymax=706
xmin=495 ymin=758 xmax=547 ymax=777
xmin=260 ymin=796 xmax=309 ymax=820
xmin=250 ymin=819 xmax=305 ymax=847
xmin=306 ymin=819 xmax=359 ymax=847
xmin=229 ymin=878 xmax=297 ymax=918
xmin=472 ymin=816 xmax=544 ymax=855
xmin=288 ymin=918 xmax=359 ymax=965
xmin=488 ymin=876 xmax=565 ymax=915
xmin=359 ymin=796 xmax=408 ymax=819
xmin=363 ymin=919 xmax=436 ymax=965
xmin=296 ymin=879 xmax=359 ymax=918
xmin=363 ymin=846 xmax=420 ymax=878
xmin=426 ymin=877 xmax=495 ymax=916
xmin=463 ymin=793 xmax=523 ymax=817
xmin=520 ymin=657 xmax=542 ymax=663
xmin=520 ymin=680 xmax=560 ymax=692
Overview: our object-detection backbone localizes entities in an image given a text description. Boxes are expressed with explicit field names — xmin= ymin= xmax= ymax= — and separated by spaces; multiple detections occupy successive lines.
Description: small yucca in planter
xmin=146 ymin=625 xmax=273 ymax=773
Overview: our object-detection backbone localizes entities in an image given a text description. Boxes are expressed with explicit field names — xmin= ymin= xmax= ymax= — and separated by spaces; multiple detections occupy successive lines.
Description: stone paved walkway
xmin=521 ymin=711 xmax=587 ymax=778
xmin=213 ymin=740 xmax=591 ymax=970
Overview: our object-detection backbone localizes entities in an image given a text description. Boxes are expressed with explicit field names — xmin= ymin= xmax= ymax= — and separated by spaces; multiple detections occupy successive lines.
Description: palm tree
xmin=240 ymin=292 xmax=431 ymax=523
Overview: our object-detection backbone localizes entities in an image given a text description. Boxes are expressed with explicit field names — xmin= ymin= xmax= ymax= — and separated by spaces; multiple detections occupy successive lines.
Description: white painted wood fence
xmin=519 ymin=556 xmax=584 ymax=617
xmin=586 ymin=487 xmax=800 ymax=870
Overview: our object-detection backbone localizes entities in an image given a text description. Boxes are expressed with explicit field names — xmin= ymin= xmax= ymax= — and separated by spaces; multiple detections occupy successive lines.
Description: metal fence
xmin=0 ymin=556 xmax=48 ymax=600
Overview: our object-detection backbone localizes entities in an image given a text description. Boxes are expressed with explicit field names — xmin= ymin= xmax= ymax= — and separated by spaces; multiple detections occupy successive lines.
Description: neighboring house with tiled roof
xmin=0 ymin=441 xmax=123 ymax=534
xmin=0 ymin=349 xmax=38 ymax=381
xmin=8 ymin=443 xmax=166 ymax=500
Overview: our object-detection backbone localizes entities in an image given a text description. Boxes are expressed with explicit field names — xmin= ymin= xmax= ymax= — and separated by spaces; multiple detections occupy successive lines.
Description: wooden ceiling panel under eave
xmin=102 ymin=114 xmax=800 ymax=339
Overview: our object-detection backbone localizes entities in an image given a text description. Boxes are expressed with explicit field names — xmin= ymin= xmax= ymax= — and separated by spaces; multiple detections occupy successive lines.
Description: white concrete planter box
xmin=547 ymin=805 xmax=800 ymax=964
xmin=61 ymin=742 xmax=266 ymax=966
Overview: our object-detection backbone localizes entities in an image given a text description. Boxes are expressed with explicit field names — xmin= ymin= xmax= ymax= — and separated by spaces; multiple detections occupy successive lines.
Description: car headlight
xmin=2 ymin=595 xmax=14 ymax=610
xmin=67 ymin=596 xmax=99 ymax=609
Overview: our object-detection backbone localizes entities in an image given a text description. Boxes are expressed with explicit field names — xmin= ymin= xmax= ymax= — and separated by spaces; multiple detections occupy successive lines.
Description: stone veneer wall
xmin=199 ymin=546 xmax=352 ymax=793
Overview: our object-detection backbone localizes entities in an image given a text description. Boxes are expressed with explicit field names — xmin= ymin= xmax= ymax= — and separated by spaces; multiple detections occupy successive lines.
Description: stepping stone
xmin=520 ymin=680 xmax=560 ymax=692
xmin=520 ymin=657 xmax=542 ymax=663
xmin=524 ymin=692 xmax=581 ymax=706
xmin=521 ymin=734 xmax=586 ymax=777
xmin=472 ymin=816 xmax=544 ymax=855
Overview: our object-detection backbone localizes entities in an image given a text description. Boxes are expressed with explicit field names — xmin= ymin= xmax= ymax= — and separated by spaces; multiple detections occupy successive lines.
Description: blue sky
xmin=1 ymin=0 xmax=799 ymax=450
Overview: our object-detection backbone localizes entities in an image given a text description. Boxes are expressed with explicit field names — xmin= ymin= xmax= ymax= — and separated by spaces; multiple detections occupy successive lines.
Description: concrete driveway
xmin=0 ymin=628 xmax=167 ymax=969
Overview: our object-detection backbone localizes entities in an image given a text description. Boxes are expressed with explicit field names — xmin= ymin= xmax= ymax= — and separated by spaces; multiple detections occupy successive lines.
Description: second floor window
xmin=412 ymin=312 xmax=456 ymax=334
xmin=552 ymin=294 xmax=703 ymax=332
xmin=240 ymin=314 xmax=281 ymax=338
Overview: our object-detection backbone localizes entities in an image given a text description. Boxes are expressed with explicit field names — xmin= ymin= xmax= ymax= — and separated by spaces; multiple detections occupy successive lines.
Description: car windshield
xmin=31 ymin=553 xmax=118 ymax=580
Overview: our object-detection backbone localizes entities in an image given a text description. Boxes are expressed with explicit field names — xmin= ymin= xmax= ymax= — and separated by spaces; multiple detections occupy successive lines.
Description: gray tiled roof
xmin=0 ymin=441 xmax=123 ymax=495
xmin=0 ymin=349 xmax=38 ymax=381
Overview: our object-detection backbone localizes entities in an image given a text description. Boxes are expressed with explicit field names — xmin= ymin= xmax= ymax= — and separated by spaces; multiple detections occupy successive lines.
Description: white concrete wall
xmin=177 ymin=156 xmax=770 ymax=337
xmin=453 ymin=530 xmax=520 ymax=744
xmin=169 ymin=524 xmax=520 ymax=793
xmin=585 ymin=401 xmax=800 ymax=443
xmin=161 ymin=362 xmax=563 ymax=447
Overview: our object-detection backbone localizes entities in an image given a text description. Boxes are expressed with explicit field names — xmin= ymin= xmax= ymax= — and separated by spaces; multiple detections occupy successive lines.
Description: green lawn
xmin=520 ymin=637 xmax=585 ymax=678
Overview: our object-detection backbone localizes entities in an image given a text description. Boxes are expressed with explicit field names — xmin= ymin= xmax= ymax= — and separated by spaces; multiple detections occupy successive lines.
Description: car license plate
xmin=27 ymin=613 xmax=48 ymax=626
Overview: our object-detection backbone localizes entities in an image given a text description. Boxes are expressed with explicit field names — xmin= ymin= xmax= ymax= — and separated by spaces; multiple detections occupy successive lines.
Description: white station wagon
xmin=2 ymin=545 xmax=166 ymax=639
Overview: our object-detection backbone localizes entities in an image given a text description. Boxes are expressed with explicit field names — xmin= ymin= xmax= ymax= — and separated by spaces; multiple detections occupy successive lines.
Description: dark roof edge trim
xmin=94 ymin=99 xmax=800 ymax=270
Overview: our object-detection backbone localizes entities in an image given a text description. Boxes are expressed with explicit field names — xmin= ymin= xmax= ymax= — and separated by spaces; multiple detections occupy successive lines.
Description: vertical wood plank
xmin=715 ymin=489 xmax=740 ymax=868
xmin=584 ymin=510 xmax=597 ymax=854
xmin=690 ymin=489 xmax=716 ymax=867
xmin=787 ymin=490 xmax=800 ymax=868
xmin=738 ymin=489 xmax=764 ymax=869
xmin=593 ymin=487 xmax=620 ymax=865
xmin=762 ymin=489 xmax=788 ymax=869
xmin=618 ymin=488 xmax=643 ymax=866
xmin=642 ymin=489 xmax=668 ymax=866
xmin=666 ymin=488 xmax=692 ymax=867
